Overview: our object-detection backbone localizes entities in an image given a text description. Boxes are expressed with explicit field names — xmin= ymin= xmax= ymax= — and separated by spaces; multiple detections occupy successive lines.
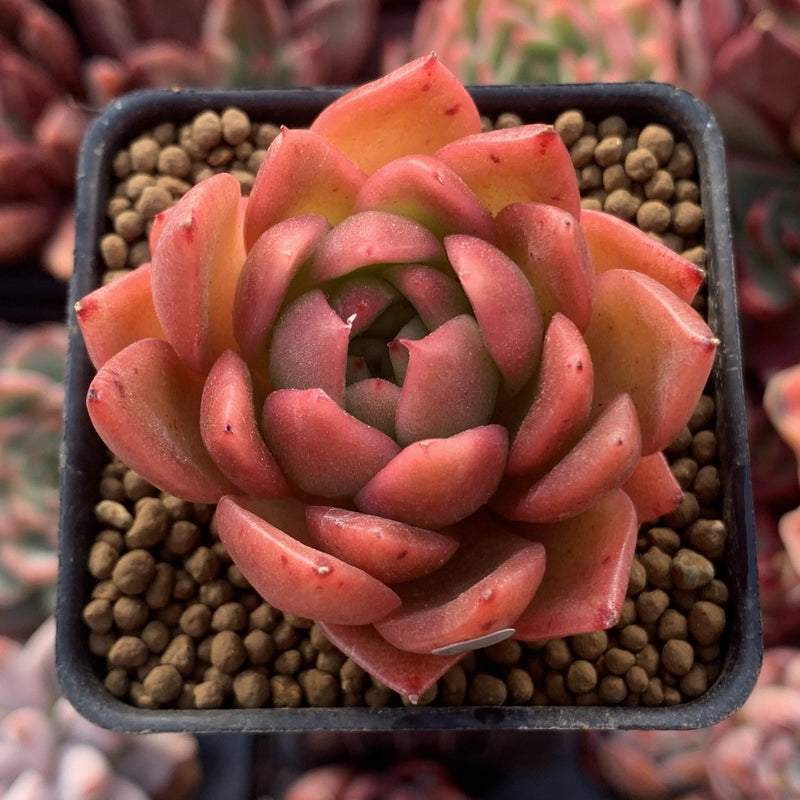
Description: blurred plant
xmin=0 ymin=616 xmax=201 ymax=799
xmin=0 ymin=322 xmax=66 ymax=633
xmin=385 ymin=0 xmax=680 ymax=84
xmin=0 ymin=0 xmax=378 ymax=279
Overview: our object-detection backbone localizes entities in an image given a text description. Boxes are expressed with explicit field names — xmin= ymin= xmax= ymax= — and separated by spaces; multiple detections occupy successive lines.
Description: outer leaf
xmin=86 ymin=339 xmax=235 ymax=503
xmin=215 ymin=496 xmax=401 ymax=625
xmin=310 ymin=54 xmax=482 ymax=175
xmin=243 ymin=127 xmax=366 ymax=250
xmin=513 ymin=490 xmax=638 ymax=641
xmin=582 ymin=269 xmax=718 ymax=454
xmin=764 ymin=364 xmax=800 ymax=460
xmin=435 ymin=125 xmax=581 ymax=218
xmin=622 ymin=452 xmax=684 ymax=523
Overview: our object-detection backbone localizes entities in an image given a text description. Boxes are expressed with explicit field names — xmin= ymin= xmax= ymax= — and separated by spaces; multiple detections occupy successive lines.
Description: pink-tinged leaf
xmin=395 ymin=315 xmax=499 ymax=445
xmin=243 ymin=127 xmax=366 ymax=250
xmin=282 ymin=767 xmax=356 ymax=800
xmin=149 ymin=172 xmax=246 ymax=374
xmin=345 ymin=378 xmax=401 ymax=438
xmin=780 ymin=505 xmax=800 ymax=578
xmin=312 ymin=211 xmax=444 ymax=282
xmin=435 ymin=125 xmax=581 ymax=218
xmin=623 ymin=452 xmax=683 ymax=523
xmin=513 ymin=489 xmax=638 ymax=641
xmin=215 ymin=496 xmax=401 ymax=625
xmin=261 ymin=388 xmax=401 ymax=498
xmin=493 ymin=394 xmax=641 ymax=523
xmin=354 ymin=154 xmax=495 ymax=242
xmin=310 ymin=54 xmax=481 ymax=175
xmin=581 ymin=208 xmax=705 ymax=303
xmin=75 ymin=265 xmax=166 ymax=369
xmin=86 ymin=339 xmax=236 ymax=503
xmin=305 ymin=506 xmax=459 ymax=584
xmin=355 ymin=425 xmax=508 ymax=529
xmin=388 ymin=317 xmax=427 ymax=385
xmin=582 ymin=269 xmax=718 ymax=454
xmin=446 ymin=234 xmax=543 ymax=395
xmin=234 ymin=214 xmax=331 ymax=363
xmin=384 ymin=263 xmax=472 ymax=330
xmin=496 ymin=202 xmax=594 ymax=331
xmin=200 ymin=350 xmax=291 ymax=498
xmin=268 ymin=290 xmax=350 ymax=407
xmin=764 ymin=364 xmax=800 ymax=462
xmin=506 ymin=314 xmax=594 ymax=477
xmin=329 ymin=276 xmax=399 ymax=337
xmin=374 ymin=515 xmax=546 ymax=654
xmin=318 ymin=622 xmax=461 ymax=700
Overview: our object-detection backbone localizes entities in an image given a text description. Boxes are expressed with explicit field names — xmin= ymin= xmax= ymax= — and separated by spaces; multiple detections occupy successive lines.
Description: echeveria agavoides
xmin=77 ymin=55 xmax=717 ymax=700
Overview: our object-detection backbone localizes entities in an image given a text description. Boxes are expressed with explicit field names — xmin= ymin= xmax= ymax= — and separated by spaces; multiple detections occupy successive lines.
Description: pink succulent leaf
xmin=150 ymin=172 xmax=246 ymax=374
xmin=243 ymin=127 xmax=366 ymax=250
xmin=261 ymin=388 xmax=401 ymax=498
xmin=305 ymin=506 xmax=459 ymax=584
xmin=345 ymin=378 xmax=401 ymax=438
xmin=312 ymin=211 xmax=445 ymax=282
xmin=75 ymin=264 xmax=166 ymax=369
xmin=623 ymin=452 xmax=684 ymax=523
xmin=0 ymin=202 xmax=55 ymax=264
xmin=493 ymin=393 xmax=641 ymax=523
xmin=505 ymin=313 xmax=594 ymax=477
xmin=513 ymin=489 xmax=638 ymax=641
xmin=395 ymin=315 xmax=500 ymax=445
xmin=373 ymin=513 xmax=546 ymax=654
xmin=318 ymin=621 xmax=462 ymax=700
xmin=268 ymin=290 xmax=350 ymax=407
xmin=581 ymin=208 xmax=705 ymax=302
xmin=435 ymin=124 xmax=581 ymax=218
xmin=329 ymin=275 xmax=400 ymax=338
xmin=383 ymin=263 xmax=472 ymax=330
xmin=281 ymin=765 xmax=357 ymax=800
xmin=310 ymin=54 xmax=482 ymax=175
xmin=354 ymin=154 xmax=496 ymax=243
xmin=388 ymin=318 xmax=427 ymax=386
xmin=446 ymin=233 xmax=543 ymax=395
xmin=86 ymin=339 xmax=236 ymax=503
xmin=234 ymin=214 xmax=331 ymax=364
xmin=764 ymin=363 xmax=800 ymax=468
xmin=582 ymin=268 xmax=718 ymax=454
xmin=496 ymin=201 xmax=594 ymax=331
xmin=354 ymin=425 xmax=509 ymax=530
xmin=199 ymin=350 xmax=291 ymax=499
xmin=214 ymin=496 xmax=401 ymax=626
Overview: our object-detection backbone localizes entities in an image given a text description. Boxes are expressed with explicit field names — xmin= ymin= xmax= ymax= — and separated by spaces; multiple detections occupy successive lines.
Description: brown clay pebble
xmin=671 ymin=549 xmax=715 ymax=590
xmin=233 ymin=669 xmax=270 ymax=708
xmin=112 ymin=549 xmax=155 ymax=594
xmin=604 ymin=648 xmax=636 ymax=676
xmin=179 ymin=603 xmax=211 ymax=638
xmin=662 ymin=639 xmax=694 ymax=676
xmin=193 ymin=680 xmax=226 ymax=709
xmin=95 ymin=499 xmax=133 ymax=529
xmin=566 ymin=660 xmax=598 ymax=694
xmin=210 ymin=630 xmax=247 ymax=674
xmin=184 ymin=546 xmax=219 ymax=583
xmin=636 ymin=589 xmax=670 ymax=623
xmin=639 ymin=547 xmax=672 ymax=590
xmin=619 ymin=624 xmax=648 ymax=652
xmin=113 ymin=596 xmax=149 ymax=630
xmin=626 ymin=665 xmax=650 ymax=694
xmin=145 ymin=563 xmax=175 ymax=609
xmin=270 ymin=674 xmax=303 ymax=707
xmin=468 ymin=673 xmax=508 ymax=706
xmin=142 ymin=664 xmax=183 ymax=704
xmin=598 ymin=675 xmax=628 ymax=704
xmin=299 ymin=668 xmax=339 ymax=707
xmin=438 ymin=665 xmax=468 ymax=706
xmin=570 ymin=630 xmax=608 ymax=660
xmin=107 ymin=636 xmax=149 ymax=669
xmin=161 ymin=634 xmax=196 ymax=677
xmin=688 ymin=601 xmax=726 ymax=645
xmin=507 ymin=668 xmax=534 ymax=704
xmin=687 ymin=519 xmax=727 ymax=559
xmin=126 ymin=497 xmax=171 ymax=548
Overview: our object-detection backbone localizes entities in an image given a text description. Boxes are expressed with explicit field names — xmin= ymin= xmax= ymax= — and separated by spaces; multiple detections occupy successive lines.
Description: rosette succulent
xmin=76 ymin=56 xmax=717 ymax=699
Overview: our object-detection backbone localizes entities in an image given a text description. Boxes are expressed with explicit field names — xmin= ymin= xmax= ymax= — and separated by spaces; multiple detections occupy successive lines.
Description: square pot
xmin=57 ymin=81 xmax=761 ymax=733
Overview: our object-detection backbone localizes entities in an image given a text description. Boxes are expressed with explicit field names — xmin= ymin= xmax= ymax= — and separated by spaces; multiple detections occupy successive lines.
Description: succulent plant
xmin=386 ymin=0 xmax=680 ymax=84
xmin=76 ymin=56 xmax=717 ymax=699
xmin=0 ymin=322 xmax=66 ymax=630
xmin=0 ymin=616 xmax=201 ymax=799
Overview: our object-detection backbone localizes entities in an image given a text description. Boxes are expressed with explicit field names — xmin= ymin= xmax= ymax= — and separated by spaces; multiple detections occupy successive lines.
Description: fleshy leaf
xmin=261 ymin=388 xmax=401 ymax=498
xmin=305 ymin=506 xmax=459 ymax=584
xmin=312 ymin=211 xmax=444 ymax=282
xmin=764 ymin=364 xmax=800 ymax=460
xmin=435 ymin=125 xmax=581 ymax=218
xmin=243 ymin=127 xmax=366 ymax=250
xmin=581 ymin=208 xmax=705 ymax=303
xmin=778 ymin=507 xmax=800 ymax=578
xmin=622 ymin=452 xmax=684 ymax=523
xmin=582 ymin=269 xmax=718 ymax=454
xmin=215 ymin=496 xmax=401 ymax=625
xmin=354 ymin=154 xmax=495 ymax=242
xmin=318 ymin=622 xmax=461 ymax=701
xmin=505 ymin=313 xmax=594 ymax=477
xmin=355 ymin=425 xmax=508 ymax=529
xmin=374 ymin=514 xmax=546 ymax=654
xmin=345 ymin=378 xmax=401 ymax=438
xmin=446 ymin=234 xmax=543 ymax=395
xmin=394 ymin=315 xmax=499 ymax=445
xmin=513 ymin=490 xmax=638 ymax=641
xmin=234 ymin=214 xmax=331 ymax=363
xmin=496 ymin=202 xmax=595 ymax=331
xmin=493 ymin=394 xmax=641 ymax=523
xmin=200 ymin=350 xmax=291 ymax=498
xmin=86 ymin=339 xmax=235 ymax=503
xmin=75 ymin=264 xmax=165 ymax=369
xmin=149 ymin=172 xmax=246 ymax=374
xmin=329 ymin=276 xmax=399 ymax=337
xmin=310 ymin=54 xmax=482 ymax=175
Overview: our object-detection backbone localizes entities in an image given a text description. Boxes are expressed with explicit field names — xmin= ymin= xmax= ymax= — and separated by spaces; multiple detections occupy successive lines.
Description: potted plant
xmin=57 ymin=56 xmax=760 ymax=733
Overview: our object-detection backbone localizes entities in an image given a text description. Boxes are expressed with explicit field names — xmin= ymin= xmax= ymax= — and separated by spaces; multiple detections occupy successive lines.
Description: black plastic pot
xmin=57 ymin=82 xmax=761 ymax=734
